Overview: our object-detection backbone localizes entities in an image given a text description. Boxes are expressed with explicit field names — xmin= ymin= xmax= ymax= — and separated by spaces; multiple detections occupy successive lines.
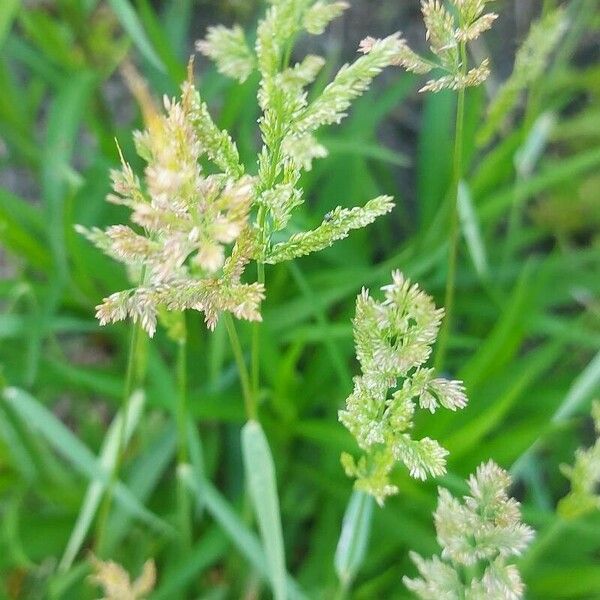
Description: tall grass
xmin=0 ymin=0 xmax=599 ymax=599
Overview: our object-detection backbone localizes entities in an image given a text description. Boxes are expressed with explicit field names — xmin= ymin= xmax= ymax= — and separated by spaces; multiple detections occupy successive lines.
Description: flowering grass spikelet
xmin=303 ymin=1 xmax=349 ymax=35
xmin=197 ymin=0 xmax=398 ymax=267
xmin=83 ymin=0 xmax=398 ymax=337
xmin=359 ymin=0 xmax=497 ymax=93
xmin=89 ymin=554 xmax=156 ymax=600
xmin=404 ymin=461 xmax=534 ymax=599
xmin=195 ymin=24 xmax=255 ymax=83
xmin=78 ymin=68 xmax=264 ymax=336
xmin=339 ymin=272 xmax=468 ymax=504
xmin=558 ymin=401 xmax=600 ymax=520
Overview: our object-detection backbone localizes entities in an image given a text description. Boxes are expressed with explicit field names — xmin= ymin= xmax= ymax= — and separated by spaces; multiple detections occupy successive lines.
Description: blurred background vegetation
xmin=0 ymin=0 xmax=599 ymax=598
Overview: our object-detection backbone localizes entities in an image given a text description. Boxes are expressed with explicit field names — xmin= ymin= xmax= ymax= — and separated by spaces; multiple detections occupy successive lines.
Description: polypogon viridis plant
xmin=558 ymin=401 xmax=600 ymax=520
xmin=77 ymin=68 xmax=264 ymax=337
xmin=80 ymin=1 xmax=404 ymax=339
xmin=359 ymin=0 xmax=497 ymax=369
xmin=339 ymin=271 xmax=468 ymax=505
xmin=404 ymin=461 xmax=535 ymax=600
xmin=359 ymin=0 xmax=496 ymax=93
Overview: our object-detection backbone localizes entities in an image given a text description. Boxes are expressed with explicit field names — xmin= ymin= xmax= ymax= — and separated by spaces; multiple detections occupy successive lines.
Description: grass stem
xmin=94 ymin=318 xmax=145 ymax=553
xmin=435 ymin=42 xmax=467 ymax=372
xmin=175 ymin=323 xmax=192 ymax=550
xmin=225 ymin=314 xmax=257 ymax=420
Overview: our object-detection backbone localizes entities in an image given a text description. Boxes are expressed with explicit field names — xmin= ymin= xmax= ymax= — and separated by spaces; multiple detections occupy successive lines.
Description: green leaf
xmin=241 ymin=420 xmax=287 ymax=600
xmin=43 ymin=70 xmax=96 ymax=280
xmin=457 ymin=180 xmax=488 ymax=280
xmin=0 ymin=0 xmax=20 ymax=48
xmin=104 ymin=425 xmax=177 ymax=553
xmin=59 ymin=390 xmax=145 ymax=571
xmin=107 ymin=0 xmax=165 ymax=72
xmin=552 ymin=350 xmax=600 ymax=423
xmin=460 ymin=262 xmax=533 ymax=389
xmin=2 ymin=387 xmax=173 ymax=537
xmin=180 ymin=465 xmax=307 ymax=600
xmin=334 ymin=490 xmax=373 ymax=589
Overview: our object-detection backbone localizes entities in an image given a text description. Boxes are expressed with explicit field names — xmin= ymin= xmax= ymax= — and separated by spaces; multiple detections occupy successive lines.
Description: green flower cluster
xmin=339 ymin=271 xmax=468 ymax=504
xmin=404 ymin=461 xmax=534 ymax=600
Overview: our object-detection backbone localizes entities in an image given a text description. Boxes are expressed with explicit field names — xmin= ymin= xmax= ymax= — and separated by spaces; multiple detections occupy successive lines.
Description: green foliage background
xmin=0 ymin=0 xmax=599 ymax=598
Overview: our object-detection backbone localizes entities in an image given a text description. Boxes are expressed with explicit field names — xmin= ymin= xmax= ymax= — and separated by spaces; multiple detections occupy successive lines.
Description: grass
xmin=0 ymin=0 xmax=599 ymax=598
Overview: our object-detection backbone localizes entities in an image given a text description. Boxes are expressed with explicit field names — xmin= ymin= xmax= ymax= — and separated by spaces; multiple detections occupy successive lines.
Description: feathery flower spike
xmin=339 ymin=271 xmax=468 ymax=504
xmin=359 ymin=0 xmax=497 ymax=93
xmin=558 ymin=401 xmax=600 ymax=520
xmin=78 ymin=65 xmax=264 ymax=337
xmin=404 ymin=461 xmax=534 ymax=600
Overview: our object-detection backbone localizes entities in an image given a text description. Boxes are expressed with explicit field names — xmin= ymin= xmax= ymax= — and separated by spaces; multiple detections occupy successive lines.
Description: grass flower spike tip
xmin=89 ymin=555 xmax=156 ymax=600
xmin=404 ymin=461 xmax=534 ymax=600
xmin=198 ymin=0 xmax=396 ymax=265
xmin=558 ymin=401 xmax=600 ymax=520
xmin=360 ymin=0 xmax=497 ymax=93
xmin=339 ymin=271 xmax=468 ymax=505
xmin=77 ymin=65 xmax=263 ymax=337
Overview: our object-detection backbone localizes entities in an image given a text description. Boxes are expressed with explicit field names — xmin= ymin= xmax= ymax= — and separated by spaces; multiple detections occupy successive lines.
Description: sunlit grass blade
xmin=457 ymin=180 xmax=489 ymax=280
xmin=180 ymin=465 xmax=307 ymax=600
xmin=2 ymin=387 xmax=173 ymax=536
xmin=107 ymin=0 xmax=165 ymax=72
xmin=103 ymin=425 xmax=177 ymax=553
xmin=241 ymin=420 xmax=287 ymax=600
xmin=334 ymin=490 xmax=373 ymax=592
xmin=512 ymin=349 xmax=600 ymax=477
xmin=59 ymin=390 xmax=145 ymax=571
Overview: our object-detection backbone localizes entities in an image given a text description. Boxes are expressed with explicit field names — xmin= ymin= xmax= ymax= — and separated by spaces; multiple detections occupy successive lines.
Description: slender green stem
xmin=252 ymin=260 xmax=265 ymax=404
xmin=175 ymin=323 xmax=192 ymax=549
xmin=435 ymin=44 xmax=467 ymax=371
xmin=225 ymin=314 xmax=257 ymax=420
xmin=94 ymin=318 xmax=145 ymax=553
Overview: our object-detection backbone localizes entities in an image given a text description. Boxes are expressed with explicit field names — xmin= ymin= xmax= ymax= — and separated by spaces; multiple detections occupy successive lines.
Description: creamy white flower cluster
xmin=360 ymin=0 xmax=497 ymax=93
xmin=78 ymin=69 xmax=264 ymax=336
xmin=339 ymin=271 xmax=468 ymax=504
xmin=404 ymin=461 xmax=535 ymax=600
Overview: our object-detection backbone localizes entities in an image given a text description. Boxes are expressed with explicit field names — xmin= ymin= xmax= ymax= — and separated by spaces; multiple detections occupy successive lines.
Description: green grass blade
xmin=42 ymin=70 xmax=95 ymax=281
xmin=104 ymin=426 xmax=177 ymax=552
xmin=552 ymin=350 xmax=600 ymax=422
xmin=241 ymin=420 xmax=287 ymax=600
xmin=0 ymin=0 xmax=20 ymax=48
xmin=457 ymin=180 xmax=489 ymax=280
xmin=0 ymin=403 xmax=37 ymax=482
xmin=334 ymin=490 xmax=373 ymax=590
xmin=59 ymin=390 xmax=146 ymax=571
xmin=107 ymin=0 xmax=165 ymax=72
xmin=151 ymin=526 xmax=227 ymax=599
xmin=460 ymin=262 xmax=533 ymax=388
xmin=2 ymin=387 xmax=173 ymax=537
xmin=180 ymin=466 xmax=307 ymax=600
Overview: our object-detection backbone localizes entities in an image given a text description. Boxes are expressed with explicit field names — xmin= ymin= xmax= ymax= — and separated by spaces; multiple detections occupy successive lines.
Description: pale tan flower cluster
xmin=359 ymin=0 xmax=497 ymax=93
xmin=89 ymin=555 xmax=155 ymax=600
xmin=78 ymin=68 xmax=264 ymax=336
